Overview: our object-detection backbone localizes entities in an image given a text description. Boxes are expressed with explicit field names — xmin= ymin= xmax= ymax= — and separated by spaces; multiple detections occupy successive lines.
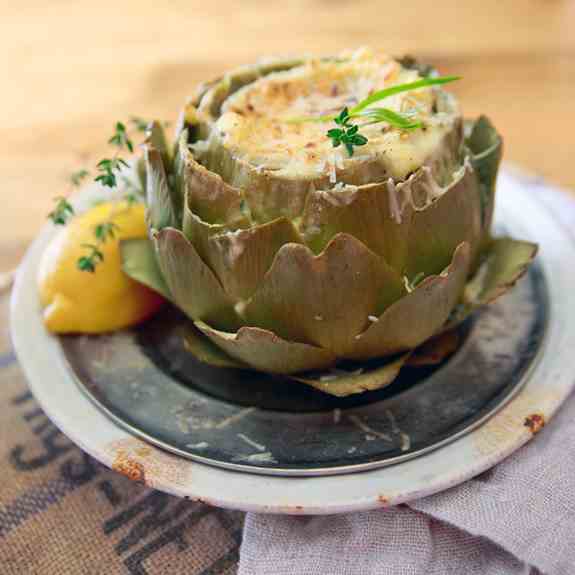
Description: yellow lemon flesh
xmin=38 ymin=202 xmax=164 ymax=334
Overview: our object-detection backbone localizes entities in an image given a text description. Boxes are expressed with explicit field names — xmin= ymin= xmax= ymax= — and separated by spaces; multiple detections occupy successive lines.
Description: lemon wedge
xmin=38 ymin=201 xmax=164 ymax=334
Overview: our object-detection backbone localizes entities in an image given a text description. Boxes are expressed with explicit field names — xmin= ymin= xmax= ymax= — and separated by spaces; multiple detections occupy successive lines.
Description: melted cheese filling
xmin=211 ymin=49 xmax=460 ymax=182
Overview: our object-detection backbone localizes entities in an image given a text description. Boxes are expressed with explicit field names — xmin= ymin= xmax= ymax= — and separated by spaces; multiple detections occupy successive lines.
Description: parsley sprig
xmin=48 ymin=117 xmax=153 ymax=272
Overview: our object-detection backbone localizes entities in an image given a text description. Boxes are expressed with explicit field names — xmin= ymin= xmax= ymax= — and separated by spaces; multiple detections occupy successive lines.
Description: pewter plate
xmin=11 ymin=168 xmax=575 ymax=513
xmin=58 ymin=265 xmax=546 ymax=477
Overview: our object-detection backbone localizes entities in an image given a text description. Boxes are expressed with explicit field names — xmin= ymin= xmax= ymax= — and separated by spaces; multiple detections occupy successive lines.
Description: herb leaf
xmin=350 ymin=75 xmax=460 ymax=115
xmin=48 ymin=197 xmax=75 ymax=226
xmin=77 ymin=244 xmax=105 ymax=273
xmin=94 ymin=221 xmax=119 ymax=243
xmin=70 ymin=169 xmax=90 ymax=188
xmin=358 ymin=107 xmax=422 ymax=130
xmin=326 ymin=108 xmax=368 ymax=157
xmin=108 ymin=121 xmax=135 ymax=153
xmin=95 ymin=157 xmax=129 ymax=189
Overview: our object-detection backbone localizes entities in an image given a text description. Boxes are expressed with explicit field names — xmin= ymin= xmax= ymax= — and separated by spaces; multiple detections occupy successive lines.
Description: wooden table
xmin=1 ymin=0 xmax=574 ymax=270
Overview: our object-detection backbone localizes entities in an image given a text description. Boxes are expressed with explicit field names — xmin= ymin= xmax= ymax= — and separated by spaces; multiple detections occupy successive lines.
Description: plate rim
xmin=10 ymin=167 xmax=575 ymax=514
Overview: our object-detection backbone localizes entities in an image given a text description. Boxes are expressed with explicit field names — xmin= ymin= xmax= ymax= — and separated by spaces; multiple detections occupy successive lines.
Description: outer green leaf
xmin=402 ymin=162 xmax=482 ymax=277
xmin=346 ymin=242 xmax=470 ymax=360
xmin=198 ymin=59 xmax=303 ymax=120
xmin=174 ymin=98 xmax=205 ymax=146
xmin=172 ymin=129 xmax=188 ymax=209
xmin=199 ymin=138 xmax=325 ymax=223
xmin=146 ymin=120 xmax=170 ymax=169
xmin=181 ymin=322 xmax=248 ymax=369
xmin=468 ymin=237 xmax=537 ymax=303
xmin=153 ymin=228 xmax=239 ymax=331
xmin=244 ymin=233 xmax=406 ymax=356
xmin=135 ymin=155 xmax=147 ymax=195
xmin=445 ymin=237 xmax=538 ymax=330
xmin=120 ymin=238 xmax=171 ymax=300
xmin=145 ymin=146 xmax=178 ymax=230
xmin=195 ymin=321 xmax=337 ymax=374
xmin=396 ymin=55 xmax=435 ymax=78
xmin=292 ymin=353 xmax=410 ymax=397
xmin=181 ymin=140 xmax=249 ymax=226
xmin=465 ymin=116 xmax=502 ymax=231
xmin=184 ymin=205 xmax=303 ymax=302
xmin=301 ymin=157 xmax=481 ymax=277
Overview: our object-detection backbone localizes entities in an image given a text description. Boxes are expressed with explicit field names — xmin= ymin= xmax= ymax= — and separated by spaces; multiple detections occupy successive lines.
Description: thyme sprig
xmin=77 ymin=244 xmax=104 ymax=273
xmin=48 ymin=197 xmax=75 ymax=226
xmin=95 ymin=157 xmax=130 ymax=189
xmin=48 ymin=169 xmax=91 ymax=225
xmin=70 ymin=169 xmax=90 ymax=187
xmin=76 ymin=221 xmax=120 ymax=273
xmin=326 ymin=108 xmax=367 ymax=157
xmin=48 ymin=118 xmax=153 ymax=272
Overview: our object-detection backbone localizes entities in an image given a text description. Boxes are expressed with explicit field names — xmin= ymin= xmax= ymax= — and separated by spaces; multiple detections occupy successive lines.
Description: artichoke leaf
xmin=347 ymin=241 xmax=471 ymax=360
xmin=407 ymin=329 xmax=460 ymax=367
xmin=396 ymin=55 xmax=436 ymax=78
xmin=195 ymin=321 xmax=337 ymax=374
xmin=145 ymin=120 xmax=170 ymax=168
xmin=120 ymin=238 xmax=171 ymax=300
xmin=190 ymin=78 xmax=222 ymax=108
xmin=119 ymin=239 xmax=249 ymax=371
xmin=291 ymin=352 xmax=411 ymax=397
xmin=199 ymin=139 xmax=322 ymax=223
xmin=183 ymin=202 xmax=304 ymax=302
xmin=198 ymin=58 xmax=303 ymax=120
xmin=181 ymin=322 xmax=248 ymax=370
xmin=444 ymin=236 xmax=538 ymax=330
xmin=172 ymin=129 xmax=188 ymax=209
xmin=135 ymin=155 xmax=147 ymax=195
xmin=174 ymin=98 xmax=205 ymax=146
xmin=205 ymin=218 xmax=304 ymax=303
xmin=244 ymin=233 xmax=405 ymax=356
xmin=402 ymin=161 xmax=482 ymax=277
xmin=145 ymin=146 xmax=178 ymax=230
xmin=301 ymin=160 xmax=481 ymax=278
xmin=153 ymin=228 xmax=240 ymax=330
xmin=181 ymin=140 xmax=249 ymax=226
xmin=301 ymin=184 xmax=392 ymax=256
xmin=465 ymin=116 xmax=502 ymax=231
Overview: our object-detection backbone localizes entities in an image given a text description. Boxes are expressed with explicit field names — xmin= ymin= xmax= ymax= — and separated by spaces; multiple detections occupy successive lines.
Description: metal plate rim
xmin=61 ymin=284 xmax=548 ymax=476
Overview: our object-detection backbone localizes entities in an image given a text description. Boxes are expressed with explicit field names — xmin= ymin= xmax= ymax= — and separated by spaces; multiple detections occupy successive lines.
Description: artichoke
xmin=122 ymin=48 xmax=537 ymax=396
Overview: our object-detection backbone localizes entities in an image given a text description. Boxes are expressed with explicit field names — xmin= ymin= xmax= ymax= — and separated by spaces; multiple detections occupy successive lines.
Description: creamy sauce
xmin=208 ymin=48 xmax=460 ymax=182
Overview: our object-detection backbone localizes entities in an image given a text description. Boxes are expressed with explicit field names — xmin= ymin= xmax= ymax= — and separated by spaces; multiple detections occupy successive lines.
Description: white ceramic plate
xmin=11 ymin=168 xmax=575 ymax=514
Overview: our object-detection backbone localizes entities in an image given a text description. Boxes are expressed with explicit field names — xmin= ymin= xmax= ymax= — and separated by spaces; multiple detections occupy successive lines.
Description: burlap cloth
xmin=0 ymin=285 xmax=244 ymax=574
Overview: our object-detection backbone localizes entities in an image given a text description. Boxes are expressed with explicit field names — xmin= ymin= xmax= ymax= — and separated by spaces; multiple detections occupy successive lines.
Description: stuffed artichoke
xmin=122 ymin=48 xmax=537 ymax=396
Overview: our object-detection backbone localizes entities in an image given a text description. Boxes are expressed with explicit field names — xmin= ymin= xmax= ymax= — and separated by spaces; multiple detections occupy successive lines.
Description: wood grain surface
xmin=1 ymin=0 xmax=574 ymax=268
